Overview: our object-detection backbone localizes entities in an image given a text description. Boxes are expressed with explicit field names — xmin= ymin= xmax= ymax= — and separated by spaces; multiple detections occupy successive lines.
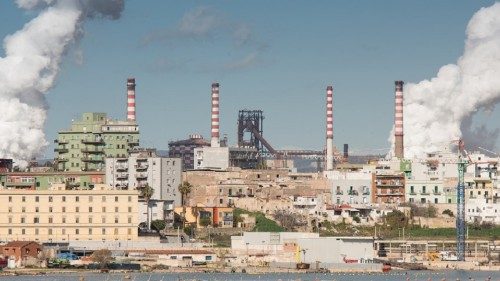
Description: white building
xmin=328 ymin=170 xmax=373 ymax=205
xmin=466 ymin=198 xmax=500 ymax=224
xmin=405 ymin=179 xmax=447 ymax=204
xmin=193 ymin=147 xmax=229 ymax=170
xmin=105 ymin=148 xmax=182 ymax=226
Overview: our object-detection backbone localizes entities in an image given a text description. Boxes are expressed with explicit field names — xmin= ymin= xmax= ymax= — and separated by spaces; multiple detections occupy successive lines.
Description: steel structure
xmin=237 ymin=110 xmax=269 ymax=154
xmin=456 ymin=139 xmax=469 ymax=261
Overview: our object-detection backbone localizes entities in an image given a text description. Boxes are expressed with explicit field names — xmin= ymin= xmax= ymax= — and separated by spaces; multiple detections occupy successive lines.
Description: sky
xmin=1 ymin=0 xmax=499 ymax=158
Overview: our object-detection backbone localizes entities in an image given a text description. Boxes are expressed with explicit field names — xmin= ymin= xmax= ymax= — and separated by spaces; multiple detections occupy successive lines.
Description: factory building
xmin=54 ymin=112 xmax=139 ymax=172
xmin=105 ymin=148 xmax=182 ymax=226
xmin=168 ymin=134 xmax=210 ymax=170
xmin=0 ymin=184 xmax=139 ymax=242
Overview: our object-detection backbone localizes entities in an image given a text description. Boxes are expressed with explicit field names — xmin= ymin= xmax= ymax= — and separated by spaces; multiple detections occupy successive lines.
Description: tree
xmin=151 ymin=219 xmax=166 ymax=232
xmin=139 ymin=183 xmax=154 ymax=230
xmin=178 ymin=181 xmax=193 ymax=227
xmin=273 ymin=209 xmax=305 ymax=231
xmin=91 ymin=249 xmax=113 ymax=269
xmin=442 ymin=209 xmax=454 ymax=217
xmin=199 ymin=217 xmax=212 ymax=228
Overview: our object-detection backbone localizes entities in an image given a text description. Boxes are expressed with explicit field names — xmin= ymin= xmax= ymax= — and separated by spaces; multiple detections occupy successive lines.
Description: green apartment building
xmin=54 ymin=112 xmax=140 ymax=172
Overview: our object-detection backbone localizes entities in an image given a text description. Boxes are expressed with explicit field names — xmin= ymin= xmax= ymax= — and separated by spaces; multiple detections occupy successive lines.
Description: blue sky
xmin=1 ymin=0 xmax=499 ymax=157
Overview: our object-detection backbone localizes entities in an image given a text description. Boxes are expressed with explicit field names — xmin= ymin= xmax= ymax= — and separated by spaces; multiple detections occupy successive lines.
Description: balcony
xmin=55 ymin=157 xmax=69 ymax=162
xmin=135 ymin=164 xmax=148 ymax=171
xmin=81 ymin=137 xmax=104 ymax=144
xmin=82 ymin=156 xmax=104 ymax=163
xmin=362 ymin=191 xmax=371 ymax=195
xmin=81 ymin=147 xmax=104 ymax=154
xmin=54 ymin=147 xmax=69 ymax=153
xmin=116 ymin=165 xmax=128 ymax=171
xmin=116 ymin=173 xmax=128 ymax=179
xmin=348 ymin=190 xmax=359 ymax=196
xmin=136 ymin=173 xmax=148 ymax=179
xmin=54 ymin=139 xmax=68 ymax=144
xmin=335 ymin=191 xmax=344 ymax=195
xmin=377 ymin=192 xmax=403 ymax=196
xmin=127 ymin=139 xmax=139 ymax=145
xmin=421 ymin=192 xmax=430 ymax=195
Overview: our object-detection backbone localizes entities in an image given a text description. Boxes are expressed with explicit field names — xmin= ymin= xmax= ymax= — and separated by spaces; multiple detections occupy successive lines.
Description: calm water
xmin=0 ymin=271 xmax=499 ymax=281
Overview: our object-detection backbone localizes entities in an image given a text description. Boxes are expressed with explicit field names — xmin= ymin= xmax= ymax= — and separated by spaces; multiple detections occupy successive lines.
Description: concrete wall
xmin=193 ymin=147 xmax=229 ymax=170
xmin=296 ymin=237 xmax=374 ymax=264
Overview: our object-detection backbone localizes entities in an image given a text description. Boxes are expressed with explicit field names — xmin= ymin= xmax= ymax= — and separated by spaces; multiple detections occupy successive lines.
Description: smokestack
xmin=343 ymin=144 xmax=349 ymax=161
xmin=211 ymin=82 xmax=220 ymax=148
xmin=394 ymin=80 xmax=404 ymax=159
xmin=127 ymin=78 xmax=136 ymax=122
xmin=326 ymin=85 xmax=334 ymax=170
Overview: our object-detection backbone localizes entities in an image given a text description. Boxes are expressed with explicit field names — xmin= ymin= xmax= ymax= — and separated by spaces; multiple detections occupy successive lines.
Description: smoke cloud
xmin=391 ymin=3 xmax=500 ymax=158
xmin=0 ymin=0 xmax=123 ymax=166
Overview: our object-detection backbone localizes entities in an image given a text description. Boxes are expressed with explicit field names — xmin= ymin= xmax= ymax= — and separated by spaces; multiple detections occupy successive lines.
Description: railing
xmin=81 ymin=147 xmax=104 ymax=154
xmin=82 ymin=156 xmax=104 ymax=162
xmin=135 ymin=164 xmax=148 ymax=170
xmin=116 ymin=165 xmax=128 ymax=171
xmin=136 ymin=173 xmax=148 ymax=179
xmin=116 ymin=173 xmax=128 ymax=179
xmin=81 ymin=137 xmax=104 ymax=144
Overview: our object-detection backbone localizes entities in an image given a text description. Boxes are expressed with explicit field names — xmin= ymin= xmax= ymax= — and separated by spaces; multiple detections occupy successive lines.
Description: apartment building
xmin=0 ymin=171 xmax=105 ymax=190
xmin=405 ymin=179 xmax=447 ymax=204
xmin=106 ymin=148 xmax=182 ymax=226
xmin=0 ymin=184 xmax=139 ymax=242
xmin=54 ymin=112 xmax=140 ymax=172
xmin=372 ymin=173 xmax=405 ymax=204
xmin=329 ymin=170 xmax=372 ymax=205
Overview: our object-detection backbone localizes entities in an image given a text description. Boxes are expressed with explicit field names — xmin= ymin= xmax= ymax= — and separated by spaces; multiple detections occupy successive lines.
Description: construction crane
xmin=456 ymin=139 xmax=468 ymax=261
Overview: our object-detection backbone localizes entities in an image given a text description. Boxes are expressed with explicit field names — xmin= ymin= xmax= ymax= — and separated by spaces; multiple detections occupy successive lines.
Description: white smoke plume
xmin=0 ymin=0 xmax=123 ymax=166
xmin=390 ymin=3 xmax=500 ymax=159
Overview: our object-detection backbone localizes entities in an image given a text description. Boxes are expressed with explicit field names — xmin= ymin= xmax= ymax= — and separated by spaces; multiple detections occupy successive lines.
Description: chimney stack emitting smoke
xmin=211 ymin=82 xmax=220 ymax=148
xmin=326 ymin=85 xmax=334 ymax=170
xmin=394 ymin=81 xmax=404 ymax=159
xmin=127 ymin=78 xmax=136 ymax=122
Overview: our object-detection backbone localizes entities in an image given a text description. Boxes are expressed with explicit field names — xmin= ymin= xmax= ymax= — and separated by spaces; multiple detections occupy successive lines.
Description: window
xmin=128 ymin=217 xmax=132 ymax=223
xmin=128 ymin=228 xmax=132 ymax=235
xmin=22 ymin=229 xmax=26 ymax=235
xmin=89 ymin=217 xmax=93 ymax=223
xmin=62 ymin=229 xmax=66 ymax=235
xmin=434 ymin=198 xmax=438 ymax=204
xmin=62 ymin=196 xmax=66 ymax=202
xmin=115 ymin=207 xmax=119 ymax=212
xmin=34 ymin=217 xmax=39 ymax=223
xmin=89 ymin=196 xmax=93 ymax=202
xmin=102 ymin=228 xmax=106 ymax=235
xmin=89 ymin=228 xmax=93 ymax=235
xmin=448 ymin=199 xmax=452 ymax=204
xmin=420 ymin=198 xmax=426 ymax=203
xmin=22 ymin=196 xmax=26 ymax=202
xmin=8 ymin=207 xmax=12 ymax=213
xmin=75 ymin=229 xmax=79 ymax=235
xmin=76 ymin=196 xmax=79 ymax=202
xmin=422 ymin=186 xmax=427 ymax=194
xmin=410 ymin=186 xmax=414 ymax=194
xmin=114 ymin=228 xmax=118 ymax=235
xmin=49 ymin=196 xmax=53 ymax=202
xmin=128 ymin=207 xmax=132 ymax=212
xmin=22 ymin=207 xmax=25 ymax=213
xmin=102 ymin=196 xmax=106 ymax=202
xmin=49 ymin=207 xmax=53 ymax=212
xmin=115 ymin=196 xmax=119 ymax=202
xmin=89 ymin=207 xmax=93 ymax=213
xmin=21 ymin=217 xmax=25 ymax=223
xmin=48 ymin=229 xmax=52 ymax=235
xmin=8 ymin=229 xmax=12 ymax=235
xmin=8 ymin=217 xmax=12 ymax=223
xmin=76 ymin=207 xmax=80 ymax=213
xmin=102 ymin=207 xmax=106 ymax=212
xmin=35 ymin=207 xmax=39 ymax=213
xmin=115 ymin=217 xmax=119 ymax=223
xmin=35 ymin=196 xmax=39 ymax=202
xmin=62 ymin=217 xmax=66 ymax=223
xmin=128 ymin=196 xmax=132 ymax=202
xmin=102 ymin=217 xmax=106 ymax=223
xmin=76 ymin=217 xmax=80 ymax=223
xmin=62 ymin=207 xmax=66 ymax=212
xmin=49 ymin=217 xmax=53 ymax=223
xmin=8 ymin=196 xmax=12 ymax=202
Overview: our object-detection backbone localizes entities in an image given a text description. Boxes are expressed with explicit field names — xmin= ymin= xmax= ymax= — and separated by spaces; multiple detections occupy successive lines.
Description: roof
xmin=3 ymin=241 xmax=40 ymax=248
xmin=128 ymin=249 xmax=214 ymax=255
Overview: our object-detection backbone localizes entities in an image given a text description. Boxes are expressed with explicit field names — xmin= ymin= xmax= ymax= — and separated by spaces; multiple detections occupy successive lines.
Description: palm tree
xmin=178 ymin=181 xmax=193 ymax=227
xmin=139 ymin=183 xmax=154 ymax=230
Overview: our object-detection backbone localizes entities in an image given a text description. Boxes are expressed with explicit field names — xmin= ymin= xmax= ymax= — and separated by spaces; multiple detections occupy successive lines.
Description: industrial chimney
xmin=394 ymin=80 xmax=404 ymax=159
xmin=343 ymin=144 xmax=349 ymax=162
xmin=127 ymin=78 xmax=136 ymax=122
xmin=211 ymin=82 xmax=220 ymax=148
xmin=326 ymin=85 xmax=334 ymax=170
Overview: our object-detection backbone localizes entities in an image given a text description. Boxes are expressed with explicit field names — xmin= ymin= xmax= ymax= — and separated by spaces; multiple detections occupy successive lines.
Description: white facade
xmin=328 ymin=170 xmax=372 ymax=205
xmin=466 ymin=198 xmax=500 ymax=224
xmin=105 ymin=149 xmax=182 ymax=225
xmin=193 ymin=147 xmax=229 ymax=170
xmin=405 ymin=179 xmax=447 ymax=204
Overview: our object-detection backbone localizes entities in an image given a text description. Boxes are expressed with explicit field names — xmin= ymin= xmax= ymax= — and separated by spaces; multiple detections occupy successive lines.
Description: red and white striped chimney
xmin=127 ymin=78 xmax=136 ymax=122
xmin=211 ymin=82 xmax=220 ymax=148
xmin=394 ymin=81 xmax=404 ymax=159
xmin=326 ymin=85 xmax=334 ymax=170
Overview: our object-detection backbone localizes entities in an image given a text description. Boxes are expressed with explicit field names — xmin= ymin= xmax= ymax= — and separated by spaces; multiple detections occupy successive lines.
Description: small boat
xmin=296 ymin=262 xmax=310 ymax=269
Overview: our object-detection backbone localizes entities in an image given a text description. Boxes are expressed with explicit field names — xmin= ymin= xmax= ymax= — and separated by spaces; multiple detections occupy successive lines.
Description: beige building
xmin=0 ymin=184 xmax=139 ymax=242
